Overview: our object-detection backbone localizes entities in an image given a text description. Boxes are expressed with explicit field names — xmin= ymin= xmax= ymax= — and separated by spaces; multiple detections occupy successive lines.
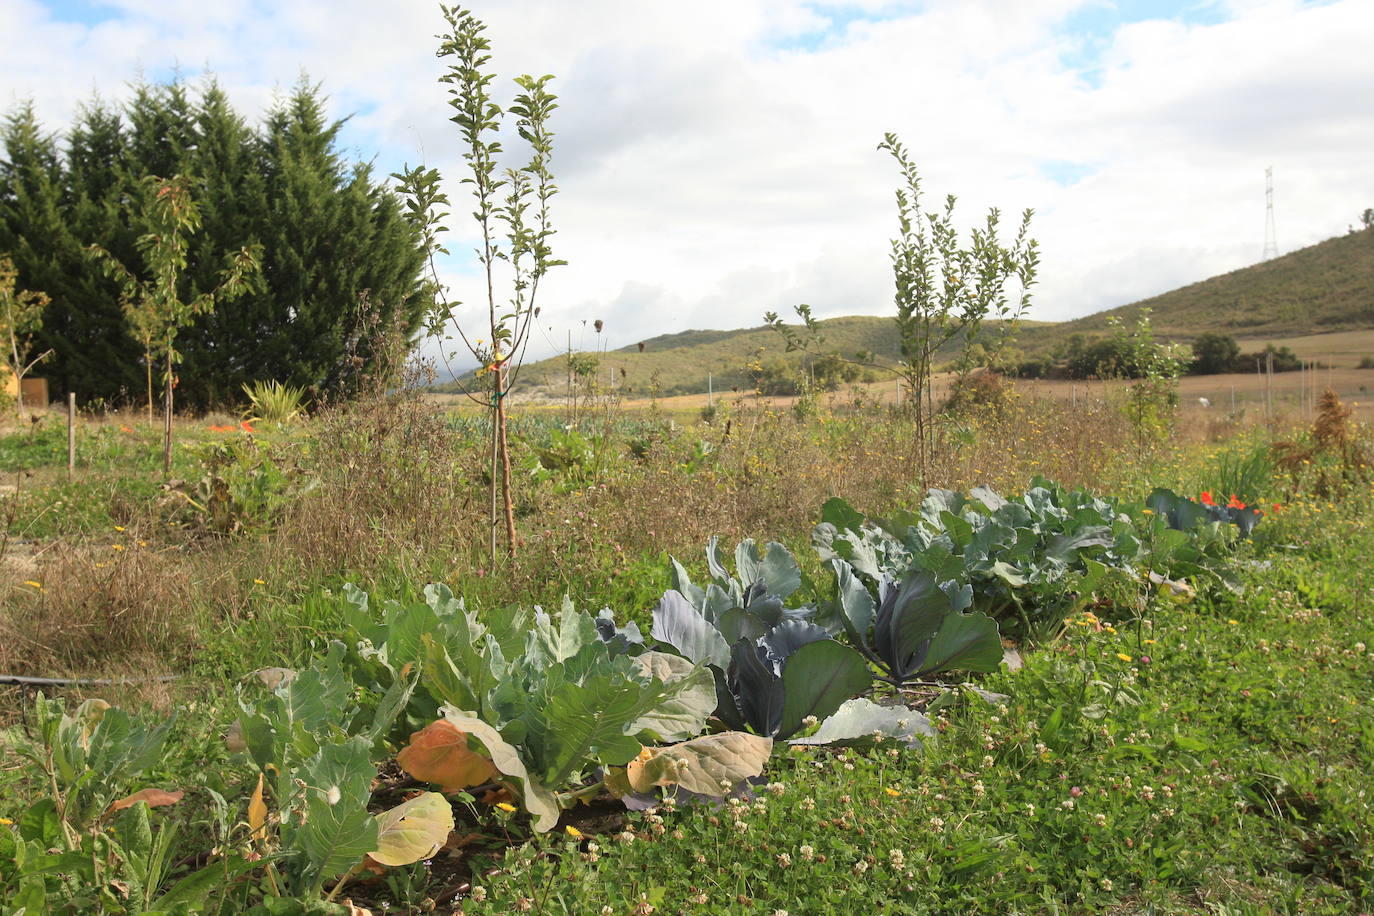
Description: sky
xmin=3 ymin=0 xmax=1372 ymax=365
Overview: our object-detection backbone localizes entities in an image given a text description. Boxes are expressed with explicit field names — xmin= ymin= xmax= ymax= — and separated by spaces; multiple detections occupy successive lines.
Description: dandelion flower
xmin=495 ymin=802 xmax=517 ymax=813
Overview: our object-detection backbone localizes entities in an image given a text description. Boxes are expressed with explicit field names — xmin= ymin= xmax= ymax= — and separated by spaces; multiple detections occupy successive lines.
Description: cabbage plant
xmin=652 ymin=538 xmax=872 ymax=740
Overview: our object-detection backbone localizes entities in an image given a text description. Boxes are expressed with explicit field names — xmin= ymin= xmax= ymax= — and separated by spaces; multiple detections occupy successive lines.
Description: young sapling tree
xmin=88 ymin=175 xmax=259 ymax=471
xmin=394 ymin=3 xmax=564 ymax=561
xmin=0 ymin=255 xmax=52 ymax=417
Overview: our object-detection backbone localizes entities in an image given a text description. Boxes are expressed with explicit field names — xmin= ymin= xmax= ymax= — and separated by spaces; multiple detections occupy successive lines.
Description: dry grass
xmin=0 ymin=387 xmax=1217 ymax=684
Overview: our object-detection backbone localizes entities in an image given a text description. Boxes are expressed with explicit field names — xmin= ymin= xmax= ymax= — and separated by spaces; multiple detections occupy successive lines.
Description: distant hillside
xmin=1033 ymin=228 xmax=1374 ymax=345
xmin=497 ymin=316 xmax=909 ymax=398
xmin=441 ymin=227 xmax=1374 ymax=397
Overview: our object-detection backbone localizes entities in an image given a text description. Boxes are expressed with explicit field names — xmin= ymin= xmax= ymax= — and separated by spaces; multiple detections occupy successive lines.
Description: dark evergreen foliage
xmin=0 ymin=78 xmax=428 ymax=409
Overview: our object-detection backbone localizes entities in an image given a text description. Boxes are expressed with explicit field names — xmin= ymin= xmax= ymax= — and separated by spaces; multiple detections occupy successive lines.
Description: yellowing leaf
xmin=109 ymin=788 xmax=185 ymax=813
xmin=602 ymin=767 xmax=632 ymax=799
xmin=651 ymin=732 xmax=773 ymax=797
xmin=76 ymin=699 xmax=111 ymax=749
xmin=248 ymin=772 xmax=268 ymax=842
xmin=438 ymin=708 xmax=561 ymax=833
xmin=252 ymin=667 xmax=296 ymax=689
xmin=626 ymin=751 xmax=687 ymax=794
xmin=397 ymin=720 xmax=499 ymax=792
xmin=369 ymin=791 xmax=455 ymax=867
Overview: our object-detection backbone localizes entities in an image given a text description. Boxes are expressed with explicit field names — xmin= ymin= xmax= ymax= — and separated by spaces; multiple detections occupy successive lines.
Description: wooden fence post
xmin=67 ymin=392 xmax=76 ymax=475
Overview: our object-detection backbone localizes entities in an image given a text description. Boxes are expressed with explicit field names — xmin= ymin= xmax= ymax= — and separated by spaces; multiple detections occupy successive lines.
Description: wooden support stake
xmin=67 ymin=392 xmax=76 ymax=475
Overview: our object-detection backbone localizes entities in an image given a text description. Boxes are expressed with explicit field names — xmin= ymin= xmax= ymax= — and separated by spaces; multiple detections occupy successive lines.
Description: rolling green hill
xmin=495 ymin=316 xmax=906 ymax=398
xmin=1028 ymin=227 xmax=1374 ymax=345
xmin=443 ymin=227 xmax=1374 ymax=397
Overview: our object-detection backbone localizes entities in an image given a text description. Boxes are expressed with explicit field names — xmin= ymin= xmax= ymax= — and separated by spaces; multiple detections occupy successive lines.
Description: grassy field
xmin=1 ymin=389 xmax=1372 ymax=914
xmin=503 ymin=367 xmax=1374 ymax=429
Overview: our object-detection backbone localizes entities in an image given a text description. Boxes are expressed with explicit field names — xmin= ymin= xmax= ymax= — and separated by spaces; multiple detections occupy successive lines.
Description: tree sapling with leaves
xmin=0 ymin=254 xmax=51 ymax=416
xmin=393 ymin=3 xmax=565 ymax=561
xmin=88 ymin=175 xmax=259 ymax=471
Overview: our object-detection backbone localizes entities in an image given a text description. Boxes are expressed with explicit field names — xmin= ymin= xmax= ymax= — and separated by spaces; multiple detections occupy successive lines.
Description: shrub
xmin=942 ymin=369 xmax=1015 ymax=415
xmin=1189 ymin=332 xmax=1240 ymax=375
xmin=242 ymin=379 xmax=308 ymax=424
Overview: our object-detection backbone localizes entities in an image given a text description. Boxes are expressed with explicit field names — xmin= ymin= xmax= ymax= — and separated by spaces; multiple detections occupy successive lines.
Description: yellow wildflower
xmin=495 ymin=802 xmax=517 ymax=813
xmin=565 ymin=825 xmax=584 ymax=839
xmin=1116 ymin=653 xmax=1132 ymax=662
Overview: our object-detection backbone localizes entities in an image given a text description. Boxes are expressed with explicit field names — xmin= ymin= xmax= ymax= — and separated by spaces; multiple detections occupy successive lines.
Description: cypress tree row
xmin=0 ymin=77 xmax=428 ymax=409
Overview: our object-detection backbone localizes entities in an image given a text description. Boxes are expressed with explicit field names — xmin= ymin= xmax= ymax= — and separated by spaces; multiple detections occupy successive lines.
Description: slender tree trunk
xmin=145 ymin=345 xmax=154 ymax=425
xmin=8 ymin=324 xmax=21 ymax=420
xmin=163 ymin=351 xmax=173 ymax=475
xmin=488 ymin=388 xmax=499 ymax=563
xmin=495 ymin=361 xmax=517 ymax=557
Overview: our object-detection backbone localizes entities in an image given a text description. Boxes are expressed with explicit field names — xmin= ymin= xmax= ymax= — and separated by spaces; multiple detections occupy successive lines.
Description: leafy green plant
xmin=815 ymin=481 xmax=1121 ymax=627
xmin=242 ymin=379 xmax=308 ymax=424
xmin=651 ymin=538 xmax=872 ymax=740
xmin=525 ymin=426 xmax=622 ymax=493
xmin=339 ymin=584 xmax=761 ymax=828
xmin=19 ymin=694 xmax=177 ymax=835
xmin=1147 ymin=487 xmax=1264 ymax=538
xmin=173 ymin=436 xmax=316 ymax=535
xmin=2 ymin=694 xmax=257 ymax=913
xmin=825 ymin=560 xmax=1003 ymax=687
xmin=232 ymin=642 xmax=449 ymax=900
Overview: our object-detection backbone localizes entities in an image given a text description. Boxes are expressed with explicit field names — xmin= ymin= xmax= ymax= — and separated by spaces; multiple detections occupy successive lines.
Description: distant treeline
xmin=0 ymin=78 xmax=428 ymax=409
xmin=1013 ymin=332 xmax=1304 ymax=380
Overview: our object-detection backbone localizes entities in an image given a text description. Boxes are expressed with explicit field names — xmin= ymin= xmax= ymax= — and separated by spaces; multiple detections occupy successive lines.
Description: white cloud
xmin=3 ymin=0 xmax=1372 ymax=366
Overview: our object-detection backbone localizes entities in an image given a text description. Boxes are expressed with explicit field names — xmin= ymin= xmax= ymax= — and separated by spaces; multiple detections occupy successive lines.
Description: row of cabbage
xmin=2 ymin=479 xmax=1260 ymax=911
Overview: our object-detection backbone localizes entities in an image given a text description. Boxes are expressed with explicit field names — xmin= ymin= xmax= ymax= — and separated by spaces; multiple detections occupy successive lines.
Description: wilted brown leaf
xmin=248 ymin=772 xmax=268 ymax=842
xmin=109 ymin=788 xmax=185 ymax=813
xmin=397 ymin=720 xmax=499 ymax=792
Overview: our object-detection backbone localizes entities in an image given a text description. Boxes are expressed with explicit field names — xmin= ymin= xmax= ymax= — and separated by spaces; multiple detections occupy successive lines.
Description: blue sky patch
xmin=42 ymin=0 xmax=120 ymax=28
xmin=770 ymin=2 xmax=915 ymax=52
xmin=1059 ymin=1 xmax=1231 ymax=86
xmin=1039 ymin=160 xmax=1098 ymax=187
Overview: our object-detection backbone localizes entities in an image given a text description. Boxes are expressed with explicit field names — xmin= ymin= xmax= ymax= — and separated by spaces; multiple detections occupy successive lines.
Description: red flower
xmin=240 ymin=421 xmax=256 ymax=433
xmin=1199 ymin=491 xmax=1216 ymax=506
xmin=1227 ymin=495 xmax=1246 ymax=510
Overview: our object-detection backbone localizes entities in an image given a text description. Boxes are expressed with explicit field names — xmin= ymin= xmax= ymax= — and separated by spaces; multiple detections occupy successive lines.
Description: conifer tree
xmin=0 ymin=79 xmax=427 ymax=408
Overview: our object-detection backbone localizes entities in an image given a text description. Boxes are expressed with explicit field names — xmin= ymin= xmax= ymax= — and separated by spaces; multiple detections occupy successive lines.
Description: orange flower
xmin=1227 ymin=495 xmax=1246 ymax=510
xmin=240 ymin=421 xmax=256 ymax=433
xmin=1199 ymin=491 xmax=1216 ymax=506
